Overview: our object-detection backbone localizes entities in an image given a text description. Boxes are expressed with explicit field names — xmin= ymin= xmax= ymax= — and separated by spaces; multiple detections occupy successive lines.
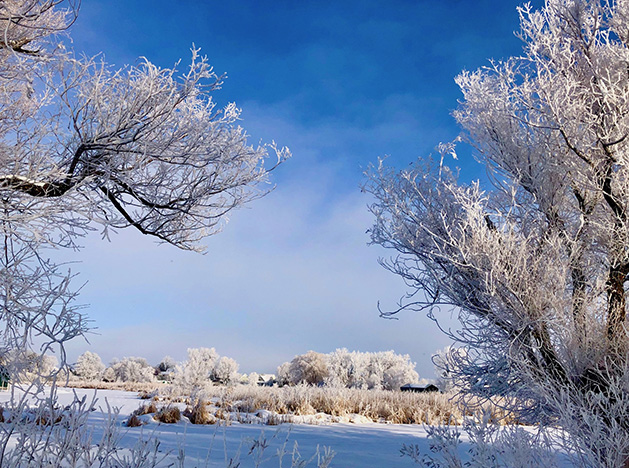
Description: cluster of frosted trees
xmin=73 ymin=348 xmax=419 ymax=392
xmin=72 ymin=348 xmax=240 ymax=386
xmin=277 ymin=349 xmax=419 ymax=390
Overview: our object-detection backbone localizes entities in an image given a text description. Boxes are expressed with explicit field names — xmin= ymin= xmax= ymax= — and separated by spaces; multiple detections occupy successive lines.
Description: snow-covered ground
xmin=0 ymin=387 xmax=451 ymax=467
xmin=0 ymin=387 xmax=575 ymax=467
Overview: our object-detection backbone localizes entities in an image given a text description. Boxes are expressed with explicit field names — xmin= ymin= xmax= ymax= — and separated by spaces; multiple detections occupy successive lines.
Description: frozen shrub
xmin=174 ymin=347 xmax=218 ymax=396
xmin=109 ymin=357 xmax=155 ymax=383
xmin=102 ymin=367 xmax=116 ymax=382
xmin=134 ymin=401 xmax=158 ymax=416
xmin=287 ymin=351 xmax=329 ymax=386
xmin=74 ymin=351 xmax=105 ymax=381
xmin=155 ymin=355 xmax=176 ymax=381
xmin=212 ymin=356 xmax=239 ymax=384
xmin=276 ymin=362 xmax=291 ymax=387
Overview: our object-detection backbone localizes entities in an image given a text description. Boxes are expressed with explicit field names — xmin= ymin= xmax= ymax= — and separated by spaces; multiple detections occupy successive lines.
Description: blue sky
xmin=60 ymin=0 xmax=543 ymax=376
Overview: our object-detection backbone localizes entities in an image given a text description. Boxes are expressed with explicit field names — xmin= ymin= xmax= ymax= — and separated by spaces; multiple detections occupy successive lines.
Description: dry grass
xmin=196 ymin=385 xmax=476 ymax=425
xmin=183 ymin=399 xmax=216 ymax=425
xmin=133 ymin=401 xmax=158 ymax=416
xmin=155 ymin=406 xmax=181 ymax=424
xmin=62 ymin=380 xmax=164 ymax=393
xmin=83 ymin=378 xmax=515 ymax=426
xmin=125 ymin=414 xmax=143 ymax=427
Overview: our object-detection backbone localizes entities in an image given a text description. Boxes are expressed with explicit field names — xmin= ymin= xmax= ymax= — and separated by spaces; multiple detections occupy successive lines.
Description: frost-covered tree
xmin=174 ymin=347 xmax=218 ymax=394
xmin=157 ymin=355 xmax=176 ymax=373
xmin=276 ymin=362 xmax=291 ymax=387
xmin=109 ymin=357 xmax=155 ymax=383
xmin=286 ymin=351 xmax=329 ymax=386
xmin=211 ymin=356 xmax=239 ymax=384
xmin=283 ymin=348 xmax=419 ymax=390
xmin=74 ymin=351 xmax=105 ymax=381
xmin=325 ymin=348 xmax=362 ymax=388
xmin=0 ymin=0 xmax=286 ymax=465
xmin=246 ymin=371 xmax=260 ymax=386
xmin=376 ymin=350 xmax=420 ymax=391
xmin=366 ymin=0 xmax=629 ymax=464
xmin=0 ymin=0 xmax=286 ymax=384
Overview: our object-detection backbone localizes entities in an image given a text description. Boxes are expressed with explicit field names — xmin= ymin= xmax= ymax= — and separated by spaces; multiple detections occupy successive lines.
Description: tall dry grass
xmin=196 ymin=385 xmax=486 ymax=425
xmin=68 ymin=379 xmax=516 ymax=425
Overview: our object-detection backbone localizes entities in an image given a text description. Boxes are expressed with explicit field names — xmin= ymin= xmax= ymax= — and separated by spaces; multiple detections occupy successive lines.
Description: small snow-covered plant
xmin=75 ymin=351 xmax=106 ymax=381
xmin=155 ymin=405 xmax=181 ymax=424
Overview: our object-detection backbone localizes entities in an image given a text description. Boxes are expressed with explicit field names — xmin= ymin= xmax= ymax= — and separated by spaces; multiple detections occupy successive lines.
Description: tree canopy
xmin=366 ymin=1 xmax=629 ymax=465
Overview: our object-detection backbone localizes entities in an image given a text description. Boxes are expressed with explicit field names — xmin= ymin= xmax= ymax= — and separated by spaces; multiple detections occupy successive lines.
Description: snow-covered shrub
xmin=324 ymin=349 xmax=419 ymax=390
xmin=174 ymin=347 xmax=219 ymax=396
xmin=74 ymin=351 xmax=105 ymax=381
xmin=211 ymin=356 xmax=239 ymax=384
xmin=372 ymin=350 xmax=419 ymax=391
xmin=155 ymin=355 xmax=176 ymax=381
xmin=286 ymin=351 xmax=329 ymax=386
xmin=5 ymin=351 xmax=59 ymax=383
xmin=245 ymin=372 xmax=260 ymax=386
xmin=109 ymin=357 xmax=155 ymax=383
xmin=276 ymin=362 xmax=291 ymax=387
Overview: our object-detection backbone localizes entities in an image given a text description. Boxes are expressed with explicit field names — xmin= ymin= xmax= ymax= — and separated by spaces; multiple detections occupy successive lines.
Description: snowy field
xmin=0 ymin=387 xmax=449 ymax=467
xmin=0 ymin=387 xmax=575 ymax=467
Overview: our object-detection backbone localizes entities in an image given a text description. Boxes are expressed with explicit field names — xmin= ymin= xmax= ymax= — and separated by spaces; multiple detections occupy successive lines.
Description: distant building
xmin=400 ymin=383 xmax=440 ymax=393
xmin=257 ymin=374 xmax=276 ymax=386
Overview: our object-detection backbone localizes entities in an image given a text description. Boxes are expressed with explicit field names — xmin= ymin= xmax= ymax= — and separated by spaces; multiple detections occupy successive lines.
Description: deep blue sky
xmin=62 ymin=0 xmax=544 ymax=376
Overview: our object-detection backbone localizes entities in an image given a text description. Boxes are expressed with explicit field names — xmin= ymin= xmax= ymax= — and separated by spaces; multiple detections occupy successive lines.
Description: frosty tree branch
xmin=366 ymin=0 xmax=629 ymax=464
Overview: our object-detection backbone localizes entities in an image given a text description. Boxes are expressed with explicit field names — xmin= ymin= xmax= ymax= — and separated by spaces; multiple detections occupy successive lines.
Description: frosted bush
xmin=212 ymin=356 xmax=239 ymax=384
xmin=276 ymin=362 xmax=291 ymax=387
xmin=109 ymin=357 xmax=155 ymax=383
xmin=174 ymin=347 xmax=219 ymax=396
xmin=247 ymin=371 xmax=260 ymax=386
xmin=300 ymin=348 xmax=421 ymax=390
xmin=287 ymin=351 xmax=329 ymax=386
xmin=156 ymin=355 xmax=177 ymax=381
xmin=75 ymin=351 xmax=105 ymax=381
xmin=401 ymin=412 xmax=559 ymax=468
